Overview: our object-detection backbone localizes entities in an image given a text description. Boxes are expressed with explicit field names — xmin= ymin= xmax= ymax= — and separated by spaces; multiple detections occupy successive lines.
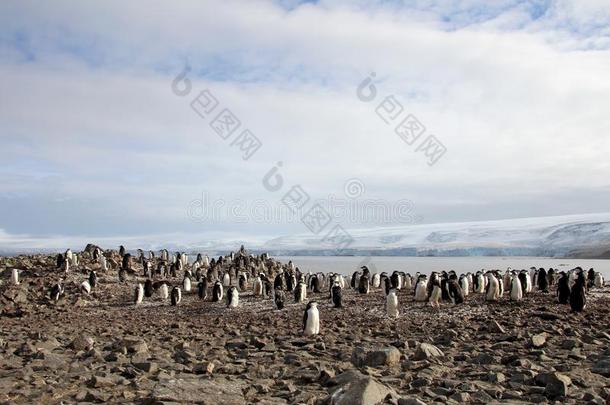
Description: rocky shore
xmin=1 ymin=254 xmax=610 ymax=404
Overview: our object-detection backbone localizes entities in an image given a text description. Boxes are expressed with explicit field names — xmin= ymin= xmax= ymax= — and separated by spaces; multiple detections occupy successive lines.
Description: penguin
xmin=171 ymin=287 xmax=182 ymax=306
xmin=100 ymin=255 xmax=108 ymax=272
xmin=295 ymin=281 xmax=307 ymax=303
xmin=510 ymin=274 xmax=523 ymax=301
xmin=183 ymin=275 xmax=192 ymax=293
xmin=414 ymin=275 xmax=428 ymax=302
xmin=594 ymin=272 xmax=604 ymax=288
xmin=403 ymin=273 xmax=413 ymax=291
xmin=459 ymin=274 xmax=469 ymax=296
xmin=88 ymin=270 xmax=97 ymax=290
xmin=331 ymin=282 xmax=342 ymax=308
xmin=390 ymin=271 xmax=402 ymax=290
xmin=119 ymin=245 xmax=126 ymax=257
xmin=358 ymin=274 xmax=370 ymax=294
xmin=537 ymin=268 xmax=548 ymax=292
xmin=587 ymin=268 xmax=596 ymax=289
xmin=134 ymin=283 xmax=144 ymax=305
xmin=503 ymin=270 xmax=511 ymax=292
xmin=547 ymin=268 xmax=555 ymax=287
xmin=122 ymin=253 xmax=132 ymax=271
xmin=428 ymin=279 xmax=442 ymax=308
xmin=226 ymin=286 xmax=239 ymax=308
xmin=159 ymin=283 xmax=169 ymax=300
xmin=302 ymin=302 xmax=320 ymax=336
xmin=448 ymin=277 xmax=464 ymax=304
xmin=557 ymin=272 xmax=570 ymax=304
xmin=239 ymin=274 xmax=247 ymax=291
xmin=223 ymin=272 xmax=231 ymax=287
xmin=63 ymin=258 xmax=70 ymax=274
xmin=476 ymin=272 xmax=486 ymax=293
xmin=50 ymin=280 xmax=64 ymax=301
xmin=80 ymin=280 xmax=91 ymax=295
xmin=383 ymin=277 xmax=392 ymax=296
xmin=253 ymin=276 xmax=263 ymax=296
xmin=65 ymin=249 xmax=73 ymax=263
xmin=372 ymin=273 xmax=381 ymax=288
xmin=71 ymin=254 xmax=79 ymax=267
xmin=11 ymin=269 xmax=19 ymax=285
xmin=350 ymin=271 xmax=360 ymax=289
xmin=570 ymin=273 xmax=587 ymax=312
xmin=518 ymin=270 xmax=530 ymax=294
xmin=386 ymin=288 xmax=399 ymax=318
xmin=144 ymin=279 xmax=154 ymax=298
xmin=56 ymin=253 xmax=65 ymax=270
xmin=485 ymin=273 xmax=500 ymax=301
xmin=273 ymin=289 xmax=285 ymax=310
xmin=198 ymin=278 xmax=208 ymax=300
xmin=440 ymin=275 xmax=451 ymax=302
xmin=274 ymin=273 xmax=285 ymax=290
xmin=212 ymin=281 xmax=224 ymax=302
xmin=309 ymin=275 xmax=321 ymax=293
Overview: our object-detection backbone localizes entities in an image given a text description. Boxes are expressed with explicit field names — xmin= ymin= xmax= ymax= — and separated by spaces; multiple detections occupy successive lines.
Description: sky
xmin=1 ymin=0 xmax=610 ymax=247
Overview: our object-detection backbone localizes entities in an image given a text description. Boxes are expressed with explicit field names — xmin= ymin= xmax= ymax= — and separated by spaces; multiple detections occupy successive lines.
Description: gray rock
xmin=399 ymin=398 xmax=427 ymax=405
xmin=531 ymin=333 xmax=547 ymax=348
xmin=536 ymin=372 xmax=571 ymax=398
xmin=70 ymin=335 xmax=94 ymax=351
xmin=413 ymin=343 xmax=444 ymax=361
xmin=351 ymin=346 xmax=401 ymax=368
xmin=328 ymin=370 xmax=396 ymax=405
xmin=592 ymin=356 xmax=610 ymax=377
xmin=151 ymin=374 xmax=245 ymax=404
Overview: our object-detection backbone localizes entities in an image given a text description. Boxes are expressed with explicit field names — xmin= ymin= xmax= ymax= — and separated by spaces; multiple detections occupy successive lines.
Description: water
xmin=275 ymin=256 xmax=610 ymax=279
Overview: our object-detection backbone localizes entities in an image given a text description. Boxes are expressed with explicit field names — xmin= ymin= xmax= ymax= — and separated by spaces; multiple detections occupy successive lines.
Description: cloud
xmin=0 ymin=0 xmax=609 ymax=242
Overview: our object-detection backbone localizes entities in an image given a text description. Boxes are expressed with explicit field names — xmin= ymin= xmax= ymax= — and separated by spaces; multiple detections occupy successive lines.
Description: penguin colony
xmin=31 ymin=244 xmax=607 ymax=337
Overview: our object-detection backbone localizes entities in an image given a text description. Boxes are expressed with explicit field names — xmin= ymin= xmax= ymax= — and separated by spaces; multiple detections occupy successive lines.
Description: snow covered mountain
xmin=260 ymin=213 xmax=610 ymax=258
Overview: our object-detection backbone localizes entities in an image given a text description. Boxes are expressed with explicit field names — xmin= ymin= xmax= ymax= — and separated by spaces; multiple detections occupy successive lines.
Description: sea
xmin=275 ymin=256 xmax=610 ymax=279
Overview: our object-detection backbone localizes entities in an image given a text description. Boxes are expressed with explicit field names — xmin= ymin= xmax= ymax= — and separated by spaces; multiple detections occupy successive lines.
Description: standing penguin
xmin=358 ymin=274 xmax=370 ymax=294
xmin=383 ymin=277 xmax=392 ymax=296
xmin=239 ymin=274 xmax=247 ymax=291
xmin=428 ymin=279 xmax=442 ymax=308
xmin=198 ymin=278 xmax=208 ymax=300
xmin=274 ymin=289 xmax=285 ymax=310
xmin=159 ymin=283 xmax=169 ymax=300
xmin=594 ymin=272 xmax=604 ymax=288
xmin=144 ymin=279 xmax=154 ymax=298
xmin=372 ymin=273 xmax=381 ymax=288
xmin=118 ymin=268 xmax=127 ymax=283
xmin=537 ymin=268 xmax=548 ymax=292
xmin=485 ymin=273 xmax=500 ymax=301
xmin=134 ymin=283 xmax=144 ymax=305
xmin=226 ymin=286 xmax=239 ymax=308
xmin=510 ymin=274 xmax=523 ymax=301
xmin=183 ymin=275 xmax=192 ymax=293
xmin=11 ymin=269 xmax=19 ymax=286
xmin=303 ymin=302 xmax=320 ymax=336
xmin=253 ymin=275 xmax=264 ymax=296
xmin=50 ymin=280 xmax=64 ymax=301
xmin=386 ymin=288 xmax=399 ymax=318
xmin=459 ymin=274 xmax=469 ymax=296
xmin=295 ymin=281 xmax=307 ymax=303
xmin=88 ymin=270 xmax=97 ymax=290
xmin=171 ymin=287 xmax=182 ymax=306
xmin=557 ymin=272 xmax=570 ymax=304
xmin=414 ymin=275 xmax=428 ymax=302
xmin=331 ymin=282 xmax=342 ymax=308
xmin=223 ymin=272 xmax=231 ymax=287
xmin=80 ymin=280 xmax=91 ymax=295
xmin=212 ymin=281 xmax=224 ymax=302
xmin=448 ymin=277 xmax=464 ymax=304
xmin=570 ymin=273 xmax=587 ymax=312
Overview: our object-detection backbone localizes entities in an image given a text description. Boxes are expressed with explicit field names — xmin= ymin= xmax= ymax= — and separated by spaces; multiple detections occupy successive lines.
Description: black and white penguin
xmin=171 ymin=287 xmax=182 ymax=306
xmin=119 ymin=245 xmax=126 ymax=257
xmin=88 ymin=270 xmax=97 ymax=290
xmin=144 ymin=279 xmax=154 ymax=298
xmin=274 ymin=273 xmax=285 ymax=290
xmin=414 ymin=275 xmax=428 ymax=302
xmin=485 ymin=272 xmax=500 ymax=301
xmin=372 ymin=273 xmax=381 ymax=288
xmin=80 ymin=280 xmax=91 ymax=295
xmin=11 ymin=269 xmax=19 ymax=286
xmin=557 ymin=272 xmax=570 ymax=304
xmin=448 ymin=277 xmax=464 ymax=304
xmin=183 ymin=275 xmax=192 ymax=293
xmin=350 ymin=271 xmax=360 ymax=289
xmin=570 ymin=272 xmax=587 ymax=312
xmin=253 ymin=275 xmax=264 ymax=296
xmin=547 ymin=268 xmax=555 ymax=287
xmin=50 ymin=280 xmax=64 ymax=301
xmin=122 ymin=253 xmax=132 ymax=271
xmin=295 ymin=281 xmax=307 ymax=303
xmin=537 ymin=268 xmax=548 ymax=292
xmin=510 ymin=273 xmax=523 ymax=301
xmin=386 ymin=288 xmax=399 ymax=318
xmin=198 ymin=278 xmax=208 ymax=300
xmin=302 ymin=301 xmax=320 ymax=336
xmin=212 ymin=281 xmax=224 ymax=302
xmin=226 ymin=286 xmax=239 ymax=308
xmin=358 ymin=274 xmax=370 ymax=294
xmin=390 ymin=271 xmax=401 ymax=289
xmin=239 ymin=274 xmax=247 ymax=291
xmin=331 ymin=282 xmax=342 ymax=308
xmin=56 ymin=253 xmax=65 ymax=269
xmin=309 ymin=274 xmax=321 ymax=293
xmin=274 ymin=289 xmax=285 ymax=310
xmin=587 ymin=268 xmax=596 ymax=289
xmin=383 ymin=277 xmax=392 ymax=296
xmin=222 ymin=271 xmax=231 ymax=287
xmin=594 ymin=272 xmax=604 ymax=288
xmin=159 ymin=283 xmax=169 ymax=300
xmin=428 ymin=279 xmax=442 ymax=307
xmin=134 ymin=283 xmax=144 ymax=305
xmin=459 ymin=274 xmax=469 ymax=296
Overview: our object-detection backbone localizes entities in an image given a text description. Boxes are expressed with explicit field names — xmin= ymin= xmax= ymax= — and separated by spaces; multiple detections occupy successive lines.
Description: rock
xmin=536 ymin=372 xmax=571 ymax=398
xmin=122 ymin=338 xmax=148 ymax=355
xmin=399 ymin=398 xmax=427 ymax=405
xmin=328 ymin=370 xmax=396 ymax=405
xmin=449 ymin=392 xmax=470 ymax=402
xmin=561 ymin=338 xmax=581 ymax=350
xmin=70 ymin=335 xmax=94 ymax=351
xmin=592 ymin=356 xmax=610 ymax=377
xmin=133 ymin=362 xmax=158 ymax=373
xmin=151 ymin=374 xmax=245 ymax=404
xmin=488 ymin=372 xmax=506 ymax=383
xmin=413 ymin=343 xmax=444 ymax=361
xmin=531 ymin=333 xmax=547 ymax=348
xmin=90 ymin=375 xmax=114 ymax=388
xmin=351 ymin=346 xmax=401 ymax=368
xmin=193 ymin=362 xmax=215 ymax=375
xmin=319 ymin=368 xmax=336 ymax=386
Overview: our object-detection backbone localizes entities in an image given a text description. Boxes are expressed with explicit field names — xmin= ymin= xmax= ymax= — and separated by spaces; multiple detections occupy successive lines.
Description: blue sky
xmin=1 ymin=0 xmax=610 ymax=248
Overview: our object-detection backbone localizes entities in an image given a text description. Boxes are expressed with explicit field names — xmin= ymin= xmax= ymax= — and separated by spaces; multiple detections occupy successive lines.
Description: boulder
xmin=328 ymin=370 xmax=396 ymax=405
xmin=530 ymin=333 xmax=547 ymax=348
xmin=413 ymin=343 xmax=444 ymax=361
xmin=351 ymin=346 xmax=401 ymax=368
xmin=70 ymin=335 xmax=95 ymax=351
xmin=536 ymin=372 xmax=571 ymax=398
